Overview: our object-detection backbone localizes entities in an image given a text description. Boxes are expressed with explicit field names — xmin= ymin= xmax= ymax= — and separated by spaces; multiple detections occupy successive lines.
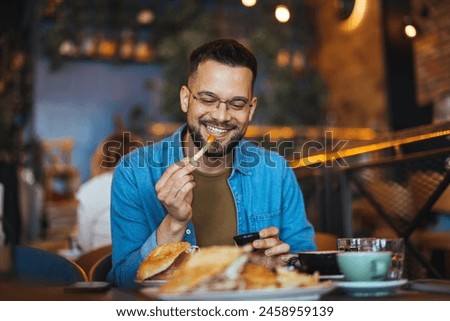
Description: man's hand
xmin=155 ymin=158 xmax=196 ymax=243
xmin=251 ymin=226 xmax=291 ymax=268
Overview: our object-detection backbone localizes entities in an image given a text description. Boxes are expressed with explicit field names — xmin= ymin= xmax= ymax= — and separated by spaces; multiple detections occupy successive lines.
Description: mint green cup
xmin=337 ymin=251 xmax=392 ymax=281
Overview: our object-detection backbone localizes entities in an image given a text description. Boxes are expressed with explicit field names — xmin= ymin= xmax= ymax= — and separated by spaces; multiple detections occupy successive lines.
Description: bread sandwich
xmin=138 ymin=243 xmax=320 ymax=294
xmin=159 ymin=245 xmax=249 ymax=294
xmin=136 ymin=241 xmax=191 ymax=281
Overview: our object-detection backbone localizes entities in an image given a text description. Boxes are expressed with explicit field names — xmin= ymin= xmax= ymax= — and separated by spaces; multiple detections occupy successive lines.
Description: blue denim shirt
xmin=110 ymin=125 xmax=316 ymax=287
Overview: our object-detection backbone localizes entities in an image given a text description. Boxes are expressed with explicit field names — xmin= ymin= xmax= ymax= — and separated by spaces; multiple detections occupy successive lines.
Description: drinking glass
xmin=375 ymin=238 xmax=405 ymax=280
xmin=337 ymin=237 xmax=377 ymax=252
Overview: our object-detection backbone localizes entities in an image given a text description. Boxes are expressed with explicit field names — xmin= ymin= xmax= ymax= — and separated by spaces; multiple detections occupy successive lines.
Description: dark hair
xmin=189 ymin=39 xmax=258 ymax=90
xmin=91 ymin=132 xmax=144 ymax=176
xmin=100 ymin=132 xmax=143 ymax=169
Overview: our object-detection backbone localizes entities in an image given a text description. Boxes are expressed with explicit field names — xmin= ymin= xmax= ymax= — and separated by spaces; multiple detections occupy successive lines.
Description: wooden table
xmin=1 ymin=280 xmax=450 ymax=301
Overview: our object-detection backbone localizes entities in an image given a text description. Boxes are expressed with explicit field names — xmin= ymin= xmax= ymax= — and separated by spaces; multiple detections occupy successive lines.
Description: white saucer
xmin=337 ymin=279 xmax=408 ymax=297
xmin=319 ymin=274 xmax=345 ymax=280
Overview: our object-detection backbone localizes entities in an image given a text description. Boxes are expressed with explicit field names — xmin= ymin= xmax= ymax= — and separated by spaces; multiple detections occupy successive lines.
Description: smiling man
xmin=109 ymin=39 xmax=316 ymax=287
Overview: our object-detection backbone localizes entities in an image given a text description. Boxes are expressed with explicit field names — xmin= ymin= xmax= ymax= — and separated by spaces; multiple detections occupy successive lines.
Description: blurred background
xmin=1 ymin=0 xmax=450 ymax=278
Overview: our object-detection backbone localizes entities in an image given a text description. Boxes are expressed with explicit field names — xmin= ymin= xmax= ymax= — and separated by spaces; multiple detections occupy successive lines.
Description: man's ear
xmin=248 ymin=97 xmax=257 ymax=122
xmin=180 ymin=86 xmax=190 ymax=113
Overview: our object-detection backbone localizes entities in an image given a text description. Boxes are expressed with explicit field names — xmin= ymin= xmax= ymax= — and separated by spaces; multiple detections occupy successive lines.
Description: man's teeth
xmin=207 ymin=125 xmax=227 ymax=134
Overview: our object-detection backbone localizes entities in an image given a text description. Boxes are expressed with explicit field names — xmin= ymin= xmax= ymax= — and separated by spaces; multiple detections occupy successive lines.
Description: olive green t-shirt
xmin=191 ymin=168 xmax=236 ymax=247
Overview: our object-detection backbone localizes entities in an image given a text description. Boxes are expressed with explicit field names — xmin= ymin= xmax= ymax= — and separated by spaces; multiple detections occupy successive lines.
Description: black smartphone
xmin=63 ymin=281 xmax=111 ymax=293
xmin=233 ymin=232 xmax=260 ymax=246
xmin=407 ymin=279 xmax=450 ymax=294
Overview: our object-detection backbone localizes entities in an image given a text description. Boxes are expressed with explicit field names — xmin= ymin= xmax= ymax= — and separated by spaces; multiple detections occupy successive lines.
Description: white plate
xmin=319 ymin=275 xmax=344 ymax=280
xmin=336 ymin=279 xmax=408 ymax=297
xmin=141 ymin=282 xmax=336 ymax=301
xmin=135 ymin=279 xmax=168 ymax=288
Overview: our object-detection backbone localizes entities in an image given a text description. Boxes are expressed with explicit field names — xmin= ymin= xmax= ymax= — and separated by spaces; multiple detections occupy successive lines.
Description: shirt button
xmin=186 ymin=229 xmax=191 ymax=235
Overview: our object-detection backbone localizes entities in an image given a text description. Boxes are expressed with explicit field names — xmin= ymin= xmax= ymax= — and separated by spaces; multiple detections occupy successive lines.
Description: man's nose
xmin=210 ymin=101 xmax=232 ymax=122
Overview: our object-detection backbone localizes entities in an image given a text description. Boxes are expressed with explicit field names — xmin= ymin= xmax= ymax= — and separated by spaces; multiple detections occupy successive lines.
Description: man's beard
xmin=187 ymin=123 xmax=243 ymax=158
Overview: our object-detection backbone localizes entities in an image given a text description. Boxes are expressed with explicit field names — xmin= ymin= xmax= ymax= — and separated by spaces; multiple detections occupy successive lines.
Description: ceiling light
xmin=241 ymin=0 xmax=257 ymax=7
xmin=275 ymin=5 xmax=290 ymax=23
xmin=403 ymin=16 xmax=420 ymax=39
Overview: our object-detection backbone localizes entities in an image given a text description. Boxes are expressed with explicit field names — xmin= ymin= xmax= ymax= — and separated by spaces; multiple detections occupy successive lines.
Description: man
xmin=110 ymin=39 xmax=316 ymax=287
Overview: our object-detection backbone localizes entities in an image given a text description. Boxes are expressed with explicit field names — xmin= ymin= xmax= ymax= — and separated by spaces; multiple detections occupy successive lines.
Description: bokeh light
xmin=241 ymin=0 xmax=257 ymax=7
xmin=275 ymin=5 xmax=290 ymax=23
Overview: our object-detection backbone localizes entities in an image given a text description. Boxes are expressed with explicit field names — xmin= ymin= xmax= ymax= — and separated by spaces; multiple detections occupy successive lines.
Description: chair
xmin=75 ymin=244 xmax=112 ymax=277
xmin=89 ymin=253 xmax=112 ymax=282
xmin=13 ymin=244 xmax=88 ymax=285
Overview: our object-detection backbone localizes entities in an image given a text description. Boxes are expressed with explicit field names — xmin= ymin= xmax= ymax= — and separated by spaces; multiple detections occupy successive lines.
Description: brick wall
xmin=412 ymin=0 xmax=450 ymax=106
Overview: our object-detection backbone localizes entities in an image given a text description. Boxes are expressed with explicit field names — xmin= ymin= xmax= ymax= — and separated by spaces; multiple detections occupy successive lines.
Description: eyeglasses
xmin=186 ymin=87 xmax=253 ymax=112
